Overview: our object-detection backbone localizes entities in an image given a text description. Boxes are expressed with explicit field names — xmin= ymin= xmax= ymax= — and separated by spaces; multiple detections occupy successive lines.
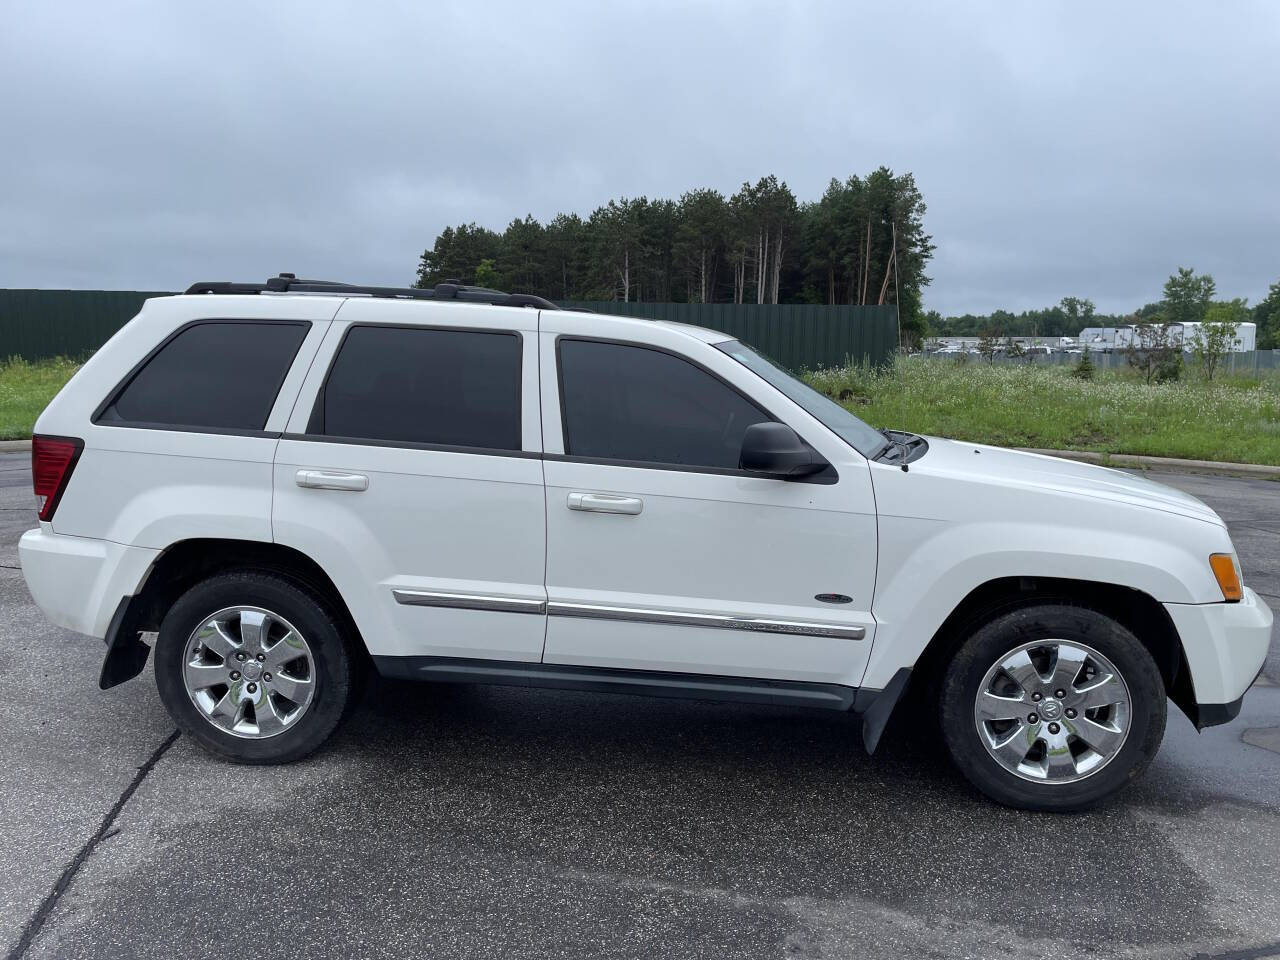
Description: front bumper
xmin=18 ymin=528 xmax=158 ymax=638
xmin=1163 ymin=587 xmax=1273 ymax=726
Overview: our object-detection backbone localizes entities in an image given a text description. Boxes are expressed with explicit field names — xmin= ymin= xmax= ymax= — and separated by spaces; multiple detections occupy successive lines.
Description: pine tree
xmin=1073 ymin=346 xmax=1095 ymax=380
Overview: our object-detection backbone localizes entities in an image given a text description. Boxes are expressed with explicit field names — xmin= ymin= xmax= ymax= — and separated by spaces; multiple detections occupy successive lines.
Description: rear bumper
xmin=1164 ymin=587 xmax=1273 ymax=726
xmin=18 ymin=528 xmax=158 ymax=638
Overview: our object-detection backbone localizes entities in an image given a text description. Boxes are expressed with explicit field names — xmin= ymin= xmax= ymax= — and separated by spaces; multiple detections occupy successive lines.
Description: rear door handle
xmin=567 ymin=492 xmax=644 ymax=516
xmin=295 ymin=469 xmax=369 ymax=492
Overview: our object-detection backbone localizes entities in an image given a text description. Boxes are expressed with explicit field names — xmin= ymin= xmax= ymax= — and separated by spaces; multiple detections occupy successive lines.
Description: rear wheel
xmin=154 ymin=570 xmax=356 ymax=763
xmin=940 ymin=604 xmax=1166 ymax=811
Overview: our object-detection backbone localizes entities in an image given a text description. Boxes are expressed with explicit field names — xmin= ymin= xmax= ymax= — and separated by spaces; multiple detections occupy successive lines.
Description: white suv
xmin=19 ymin=275 xmax=1272 ymax=811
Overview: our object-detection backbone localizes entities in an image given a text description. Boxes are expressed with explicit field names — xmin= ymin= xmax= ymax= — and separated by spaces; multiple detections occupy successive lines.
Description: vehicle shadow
xmin=315 ymin=674 xmax=1224 ymax=949
xmin=57 ymin=671 xmax=1236 ymax=958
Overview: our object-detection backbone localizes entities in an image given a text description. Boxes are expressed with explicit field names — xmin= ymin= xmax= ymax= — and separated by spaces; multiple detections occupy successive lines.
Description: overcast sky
xmin=2 ymin=1 xmax=1277 ymax=314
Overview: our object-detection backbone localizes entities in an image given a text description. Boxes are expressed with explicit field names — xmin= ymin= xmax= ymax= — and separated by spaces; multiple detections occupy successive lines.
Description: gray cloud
xmin=2 ymin=0 xmax=1277 ymax=313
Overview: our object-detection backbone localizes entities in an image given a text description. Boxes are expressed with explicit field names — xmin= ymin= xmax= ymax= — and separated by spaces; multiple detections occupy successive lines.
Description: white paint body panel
xmin=863 ymin=439 xmax=1250 ymax=699
xmin=537 ymin=315 xmax=877 ymax=686
xmin=271 ymin=298 xmax=547 ymax=661
xmin=16 ymin=293 xmax=1271 ymax=717
xmin=1164 ymin=588 xmax=1272 ymax=704
xmin=34 ymin=295 xmax=338 ymax=550
xmin=18 ymin=528 xmax=158 ymax=637
xmin=272 ymin=442 xmax=547 ymax=660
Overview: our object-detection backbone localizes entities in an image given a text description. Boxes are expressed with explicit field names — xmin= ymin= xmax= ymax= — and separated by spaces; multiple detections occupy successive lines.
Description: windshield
xmin=716 ymin=341 xmax=890 ymax=459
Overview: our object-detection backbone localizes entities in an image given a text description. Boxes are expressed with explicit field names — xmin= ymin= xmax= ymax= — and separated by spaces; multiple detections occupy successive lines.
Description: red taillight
xmin=31 ymin=435 xmax=82 ymax=522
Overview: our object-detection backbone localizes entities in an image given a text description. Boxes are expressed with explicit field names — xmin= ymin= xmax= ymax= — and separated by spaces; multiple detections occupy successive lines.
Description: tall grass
xmin=805 ymin=356 xmax=1280 ymax=466
xmin=0 ymin=357 xmax=81 ymax=439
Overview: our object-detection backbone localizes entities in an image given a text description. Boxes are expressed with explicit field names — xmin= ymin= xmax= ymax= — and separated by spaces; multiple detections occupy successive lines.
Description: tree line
xmin=413 ymin=168 xmax=934 ymax=323
xmin=931 ymin=297 xmax=1110 ymax=340
xmin=934 ymin=268 xmax=1280 ymax=350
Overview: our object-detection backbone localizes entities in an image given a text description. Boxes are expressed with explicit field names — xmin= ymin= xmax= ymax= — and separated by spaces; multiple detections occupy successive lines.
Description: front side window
xmin=313 ymin=325 xmax=521 ymax=450
xmin=558 ymin=339 xmax=770 ymax=469
xmin=99 ymin=320 xmax=309 ymax=430
xmin=716 ymin=340 xmax=889 ymax=458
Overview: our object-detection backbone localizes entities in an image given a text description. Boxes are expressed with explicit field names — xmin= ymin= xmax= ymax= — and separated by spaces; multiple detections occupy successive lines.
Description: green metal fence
xmin=561 ymin=302 xmax=898 ymax=370
xmin=0 ymin=289 xmax=171 ymax=361
xmin=0 ymin=289 xmax=898 ymax=370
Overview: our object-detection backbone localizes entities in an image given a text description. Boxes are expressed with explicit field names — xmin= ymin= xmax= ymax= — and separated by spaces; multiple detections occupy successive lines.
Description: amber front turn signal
xmin=1209 ymin=553 xmax=1242 ymax=602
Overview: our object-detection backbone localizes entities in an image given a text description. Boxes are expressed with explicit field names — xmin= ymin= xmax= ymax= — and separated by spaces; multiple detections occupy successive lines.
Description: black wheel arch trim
xmin=913 ymin=576 xmax=1198 ymax=726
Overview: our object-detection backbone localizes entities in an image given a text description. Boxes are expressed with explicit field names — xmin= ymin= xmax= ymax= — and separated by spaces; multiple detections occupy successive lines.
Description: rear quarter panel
xmin=36 ymin=296 xmax=337 ymax=550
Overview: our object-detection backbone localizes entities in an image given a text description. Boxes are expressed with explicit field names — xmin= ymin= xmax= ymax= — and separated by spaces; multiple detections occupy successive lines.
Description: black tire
xmin=154 ymin=569 xmax=356 ymax=764
xmin=939 ymin=603 xmax=1166 ymax=812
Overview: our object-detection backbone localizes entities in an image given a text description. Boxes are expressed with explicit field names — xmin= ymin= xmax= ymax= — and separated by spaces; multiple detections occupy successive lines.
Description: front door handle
xmin=567 ymin=492 xmax=644 ymax=516
xmin=296 ymin=469 xmax=369 ymax=492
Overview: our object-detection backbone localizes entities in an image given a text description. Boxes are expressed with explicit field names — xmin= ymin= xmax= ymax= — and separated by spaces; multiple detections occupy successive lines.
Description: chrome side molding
xmin=391 ymin=589 xmax=546 ymax=615
xmin=547 ymin=601 xmax=865 ymax=640
xmin=392 ymin=590 xmax=865 ymax=640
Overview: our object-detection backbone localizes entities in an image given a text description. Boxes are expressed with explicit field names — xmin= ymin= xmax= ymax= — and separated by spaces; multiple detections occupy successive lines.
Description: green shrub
xmin=1155 ymin=352 xmax=1182 ymax=383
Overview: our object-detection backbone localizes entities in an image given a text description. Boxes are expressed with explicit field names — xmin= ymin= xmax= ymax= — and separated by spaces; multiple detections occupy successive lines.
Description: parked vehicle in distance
xmin=20 ymin=275 xmax=1272 ymax=811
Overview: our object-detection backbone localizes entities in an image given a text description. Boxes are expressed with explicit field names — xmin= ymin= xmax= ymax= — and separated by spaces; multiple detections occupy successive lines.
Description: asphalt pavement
xmin=1 ymin=451 xmax=1278 ymax=960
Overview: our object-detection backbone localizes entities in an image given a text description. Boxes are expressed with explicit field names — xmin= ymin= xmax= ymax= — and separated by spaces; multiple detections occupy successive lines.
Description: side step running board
xmin=374 ymin=656 xmax=859 ymax=712
xmin=374 ymin=655 xmax=914 ymax=753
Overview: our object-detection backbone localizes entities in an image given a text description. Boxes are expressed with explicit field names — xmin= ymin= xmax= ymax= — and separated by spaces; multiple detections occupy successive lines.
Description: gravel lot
xmin=1 ymin=451 xmax=1277 ymax=960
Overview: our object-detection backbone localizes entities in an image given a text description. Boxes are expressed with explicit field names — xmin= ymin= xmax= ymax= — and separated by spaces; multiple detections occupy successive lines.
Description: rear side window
xmin=99 ymin=321 xmax=309 ymax=430
xmin=558 ymin=339 xmax=770 ymax=469
xmin=312 ymin=325 xmax=521 ymax=450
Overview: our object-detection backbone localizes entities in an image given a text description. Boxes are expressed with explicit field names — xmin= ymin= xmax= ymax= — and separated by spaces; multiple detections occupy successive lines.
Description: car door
xmin=272 ymin=298 xmax=547 ymax=667
xmin=538 ymin=313 xmax=878 ymax=690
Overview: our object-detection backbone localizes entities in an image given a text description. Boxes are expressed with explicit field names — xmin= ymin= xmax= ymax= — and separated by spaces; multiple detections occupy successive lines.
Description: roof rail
xmin=184 ymin=273 xmax=560 ymax=310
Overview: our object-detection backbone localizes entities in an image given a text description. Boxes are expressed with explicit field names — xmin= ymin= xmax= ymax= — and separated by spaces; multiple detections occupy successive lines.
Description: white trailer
xmin=1076 ymin=326 xmax=1135 ymax=352
xmin=1169 ymin=322 xmax=1257 ymax=353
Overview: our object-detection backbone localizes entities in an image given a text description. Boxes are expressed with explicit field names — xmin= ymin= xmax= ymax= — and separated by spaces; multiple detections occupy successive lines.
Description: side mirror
xmin=739 ymin=422 xmax=827 ymax=479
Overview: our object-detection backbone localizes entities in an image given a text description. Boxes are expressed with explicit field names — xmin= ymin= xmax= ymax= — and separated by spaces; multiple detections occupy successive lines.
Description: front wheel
xmin=154 ymin=570 xmax=357 ymax=763
xmin=940 ymin=604 xmax=1166 ymax=811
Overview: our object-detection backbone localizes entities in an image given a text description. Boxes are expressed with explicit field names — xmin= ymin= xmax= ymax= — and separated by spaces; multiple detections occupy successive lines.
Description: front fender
xmin=860 ymin=514 xmax=1228 ymax=690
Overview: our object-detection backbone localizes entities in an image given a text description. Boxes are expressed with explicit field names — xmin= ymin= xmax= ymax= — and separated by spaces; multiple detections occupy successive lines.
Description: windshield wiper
xmin=876 ymin=428 xmax=910 ymax=462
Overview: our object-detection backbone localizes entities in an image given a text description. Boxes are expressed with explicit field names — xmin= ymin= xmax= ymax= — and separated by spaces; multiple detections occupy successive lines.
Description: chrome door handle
xmin=566 ymin=492 xmax=644 ymax=515
xmin=295 ymin=469 xmax=369 ymax=492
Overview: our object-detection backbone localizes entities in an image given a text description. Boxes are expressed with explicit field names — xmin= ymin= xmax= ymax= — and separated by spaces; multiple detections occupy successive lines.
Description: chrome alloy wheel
xmin=974 ymin=639 xmax=1131 ymax=784
xmin=182 ymin=606 xmax=316 ymax=739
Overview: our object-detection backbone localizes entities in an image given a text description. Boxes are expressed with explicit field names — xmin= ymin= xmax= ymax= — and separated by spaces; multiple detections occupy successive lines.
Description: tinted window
xmin=559 ymin=339 xmax=770 ymax=469
xmin=315 ymin=326 xmax=521 ymax=450
xmin=102 ymin=321 xmax=308 ymax=430
xmin=717 ymin=340 xmax=889 ymax=458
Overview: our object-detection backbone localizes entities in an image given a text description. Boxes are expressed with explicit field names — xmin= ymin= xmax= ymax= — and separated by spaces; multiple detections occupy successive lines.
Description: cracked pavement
xmin=1 ymin=451 xmax=1278 ymax=959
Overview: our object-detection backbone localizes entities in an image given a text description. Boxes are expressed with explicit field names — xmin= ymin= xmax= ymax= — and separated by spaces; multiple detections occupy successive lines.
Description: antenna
xmin=890 ymin=219 xmax=907 ymax=433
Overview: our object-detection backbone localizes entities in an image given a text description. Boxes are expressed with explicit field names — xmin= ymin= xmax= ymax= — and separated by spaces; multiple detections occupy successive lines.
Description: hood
xmin=915 ymin=438 xmax=1224 ymax=526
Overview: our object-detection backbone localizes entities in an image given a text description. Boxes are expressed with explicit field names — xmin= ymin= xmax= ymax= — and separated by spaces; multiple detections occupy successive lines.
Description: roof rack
xmin=184 ymin=273 xmax=560 ymax=310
